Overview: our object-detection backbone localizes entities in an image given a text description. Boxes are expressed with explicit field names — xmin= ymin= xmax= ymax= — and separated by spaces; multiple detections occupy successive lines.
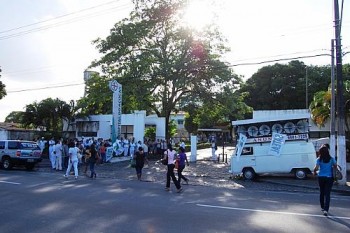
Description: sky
xmin=0 ymin=0 xmax=349 ymax=122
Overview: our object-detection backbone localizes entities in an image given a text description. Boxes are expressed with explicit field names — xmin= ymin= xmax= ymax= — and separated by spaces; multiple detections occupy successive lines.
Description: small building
xmin=0 ymin=122 xmax=37 ymax=140
xmin=62 ymin=111 xmax=166 ymax=142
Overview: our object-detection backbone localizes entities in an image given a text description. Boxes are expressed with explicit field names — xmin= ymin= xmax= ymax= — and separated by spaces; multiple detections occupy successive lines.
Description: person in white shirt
xmin=123 ymin=138 xmax=130 ymax=157
xmin=180 ymin=140 xmax=186 ymax=150
xmin=54 ymin=139 xmax=63 ymax=171
xmin=211 ymin=140 xmax=217 ymax=161
xmin=64 ymin=140 xmax=80 ymax=179
xmin=48 ymin=138 xmax=56 ymax=169
xmin=37 ymin=137 xmax=46 ymax=154
xmin=164 ymin=143 xmax=182 ymax=193
xmin=129 ymin=137 xmax=136 ymax=159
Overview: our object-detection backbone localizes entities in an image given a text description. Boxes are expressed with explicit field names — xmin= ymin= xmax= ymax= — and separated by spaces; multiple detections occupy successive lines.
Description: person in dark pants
xmin=89 ymin=143 xmax=100 ymax=179
xmin=313 ymin=146 xmax=337 ymax=216
xmin=177 ymin=147 xmax=189 ymax=185
xmin=134 ymin=147 xmax=145 ymax=181
xmin=164 ymin=144 xmax=182 ymax=193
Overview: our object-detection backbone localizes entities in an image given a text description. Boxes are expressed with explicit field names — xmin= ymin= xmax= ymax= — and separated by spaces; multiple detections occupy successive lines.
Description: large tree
xmin=89 ymin=0 xmax=240 ymax=138
xmin=241 ymin=61 xmax=331 ymax=110
xmin=0 ymin=66 xmax=6 ymax=100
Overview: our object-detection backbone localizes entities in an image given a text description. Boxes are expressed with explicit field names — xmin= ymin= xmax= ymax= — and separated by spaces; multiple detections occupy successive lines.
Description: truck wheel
xmin=294 ymin=169 xmax=307 ymax=180
xmin=243 ymin=168 xmax=256 ymax=180
xmin=2 ymin=157 xmax=13 ymax=170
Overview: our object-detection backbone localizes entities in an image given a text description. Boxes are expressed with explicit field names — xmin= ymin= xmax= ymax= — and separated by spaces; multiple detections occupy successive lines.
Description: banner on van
xmin=268 ymin=133 xmax=287 ymax=156
xmin=235 ymin=133 xmax=247 ymax=161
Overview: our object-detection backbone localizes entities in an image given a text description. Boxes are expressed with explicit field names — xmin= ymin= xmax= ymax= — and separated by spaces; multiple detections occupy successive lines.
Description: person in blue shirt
xmin=313 ymin=145 xmax=337 ymax=216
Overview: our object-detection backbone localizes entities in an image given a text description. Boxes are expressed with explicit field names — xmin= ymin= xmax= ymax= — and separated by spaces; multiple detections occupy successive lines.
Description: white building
xmin=63 ymin=111 xmax=166 ymax=142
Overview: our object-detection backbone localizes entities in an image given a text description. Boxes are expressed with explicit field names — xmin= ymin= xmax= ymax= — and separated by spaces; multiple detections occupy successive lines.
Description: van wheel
xmin=2 ymin=157 xmax=12 ymax=170
xmin=295 ymin=169 xmax=307 ymax=180
xmin=243 ymin=168 xmax=256 ymax=180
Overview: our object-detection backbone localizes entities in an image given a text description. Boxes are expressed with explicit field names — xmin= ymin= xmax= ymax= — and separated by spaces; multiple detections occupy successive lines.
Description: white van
xmin=231 ymin=140 xmax=316 ymax=180
xmin=231 ymin=112 xmax=317 ymax=180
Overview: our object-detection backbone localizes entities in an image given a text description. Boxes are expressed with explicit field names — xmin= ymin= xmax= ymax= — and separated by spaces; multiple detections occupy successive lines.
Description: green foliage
xmin=169 ymin=119 xmax=177 ymax=138
xmin=5 ymin=111 xmax=24 ymax=124
xmin=0 ymin=66 xmax=6 ymax=100
xmin=241 ymin=61 xmax=331 ymax=110
xmin=145 ymin=126 xmax=156 ymax=140
xmin=20 ymin=98 xmax=75 ymax=132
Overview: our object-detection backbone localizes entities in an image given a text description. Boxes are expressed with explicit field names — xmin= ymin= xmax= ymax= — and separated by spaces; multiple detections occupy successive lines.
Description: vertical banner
xmin=109 ymin=80 xmax=122 ymax=141
xmin=235 ymin=133 xmax=247 ymax=161
xmin=268 ymin=133 xmax=287 ymax=156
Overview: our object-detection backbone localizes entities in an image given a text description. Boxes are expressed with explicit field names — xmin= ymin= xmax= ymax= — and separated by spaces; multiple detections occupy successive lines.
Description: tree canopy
xmin=89 ymin=0 xmax=242 ymax=138
xmin=20 ymin=98 xmax=74 ymax=132
xmin=0 ymin=66 xmax=6 ymax=100
xmin=241 ymin=60 xmax=331 ymax=110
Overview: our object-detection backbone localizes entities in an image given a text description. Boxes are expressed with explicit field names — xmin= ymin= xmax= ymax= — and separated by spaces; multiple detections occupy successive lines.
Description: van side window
xmin=8 ymin=141 xmax=19 ymax=149
xmin=0 ymin=141 xmax=5 ymax=150
xmin=242 ymin=147 xmax=253 ymax=155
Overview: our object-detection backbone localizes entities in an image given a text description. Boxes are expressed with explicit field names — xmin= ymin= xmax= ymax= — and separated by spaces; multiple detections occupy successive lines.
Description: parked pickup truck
xmin=0 ymin=140 xmax=42 ymax=170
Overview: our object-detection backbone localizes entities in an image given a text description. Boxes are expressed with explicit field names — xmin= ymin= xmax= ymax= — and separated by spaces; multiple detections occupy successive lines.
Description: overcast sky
xmin=0 ymin=0 xmax=349 ymax=122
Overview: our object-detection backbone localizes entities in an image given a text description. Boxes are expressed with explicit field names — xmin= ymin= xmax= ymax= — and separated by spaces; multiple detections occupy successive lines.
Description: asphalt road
xmin=1 ymin=170 xmax=350 ymax=233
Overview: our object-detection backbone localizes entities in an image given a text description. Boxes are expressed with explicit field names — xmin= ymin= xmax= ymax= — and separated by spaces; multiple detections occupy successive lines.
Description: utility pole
xmin=334 ymin=0 xmax=346 ymax=185
xmin=330 ymin=39 xmax=336 ymax=160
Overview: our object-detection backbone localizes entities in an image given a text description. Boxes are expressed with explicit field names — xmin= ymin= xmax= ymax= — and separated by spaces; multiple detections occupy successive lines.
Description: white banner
xmin=235 ymin=133 xmax=247 ymax=161
xmin=268 ymin=133 xmax=287 ymax=156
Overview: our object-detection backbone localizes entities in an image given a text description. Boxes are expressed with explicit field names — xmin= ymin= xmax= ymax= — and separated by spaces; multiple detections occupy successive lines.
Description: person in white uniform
xmin=54 ymin=139 xmax=63 ymax=171
xmin=211 ymin=140 xmax=217 ymax=161
xmin=48 ymin=137 xmax=56 ymax=169
xmin=129 ymin=138 xmax=136 ymax=159
xmin=38 ymin=137 xmax=46 ymax=154
xmin=123 ymin=138 xmax=130 ymax=157
xmin=64 ymin=140 xmax=80 ymax=179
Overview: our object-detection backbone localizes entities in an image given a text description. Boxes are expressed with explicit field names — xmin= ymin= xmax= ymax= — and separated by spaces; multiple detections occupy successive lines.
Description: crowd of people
xmin=35 ymin=136 xmax=190 ymax=193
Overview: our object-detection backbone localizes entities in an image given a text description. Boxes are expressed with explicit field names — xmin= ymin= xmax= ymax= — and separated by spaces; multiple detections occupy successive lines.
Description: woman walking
xmin=177 ymin=147 xmax=189 ymax=185
xmin=313 ymin=146 xmax=337 ymax=216
xmin=163 ymin=143 xmax=182 ymax=193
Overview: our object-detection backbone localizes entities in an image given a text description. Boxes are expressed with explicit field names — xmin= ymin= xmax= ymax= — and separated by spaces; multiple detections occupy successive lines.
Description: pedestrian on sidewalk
xmin=177 ymin=147 xmax=189 ymax=185
xmin=164 ymin=143 xmax=182 ymax=193
xmin=313 ymin=146 xmax=337 ymax=216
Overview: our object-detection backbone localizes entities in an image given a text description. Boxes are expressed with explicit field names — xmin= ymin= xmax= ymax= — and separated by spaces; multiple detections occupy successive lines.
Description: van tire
xmin=243 ymin=168 xmax=256 ymax=180
xmin=294 ymin=169 xmax=307 ymax=180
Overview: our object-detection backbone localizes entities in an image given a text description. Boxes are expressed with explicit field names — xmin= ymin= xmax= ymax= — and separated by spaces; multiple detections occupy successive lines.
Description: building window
xmin=121 ymin=125 xmax=134 ymax=139
xmin=178 ymin=120 xmax=184 ymax=125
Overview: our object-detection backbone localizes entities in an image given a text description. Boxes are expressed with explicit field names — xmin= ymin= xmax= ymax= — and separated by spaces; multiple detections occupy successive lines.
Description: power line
xmin=0 ymin=2 xmax=132 ymax=40
xmin=7 ymin=82 xmax=84 ymax=93
xmin=0 ymin=0 xmax=129 ymax=34
xmin=227 ymin=53 xmax=332 ymax=67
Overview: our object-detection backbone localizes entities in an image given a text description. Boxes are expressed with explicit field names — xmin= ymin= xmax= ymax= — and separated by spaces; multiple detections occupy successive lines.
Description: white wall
xmin=69 ymin=111 xmax=166 ymax=142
